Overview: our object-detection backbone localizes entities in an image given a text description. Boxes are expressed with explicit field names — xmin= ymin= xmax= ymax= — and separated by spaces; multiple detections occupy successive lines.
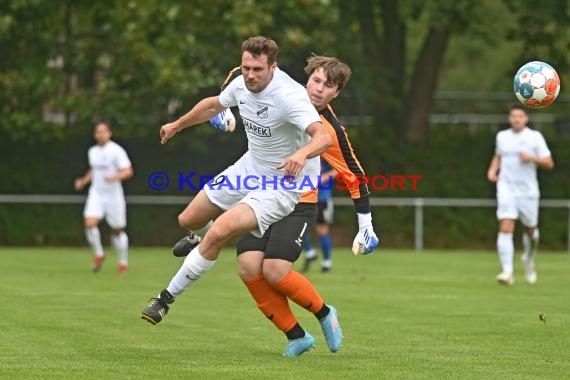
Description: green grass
xmin=1 ymin=247 xmax=569 ymax=379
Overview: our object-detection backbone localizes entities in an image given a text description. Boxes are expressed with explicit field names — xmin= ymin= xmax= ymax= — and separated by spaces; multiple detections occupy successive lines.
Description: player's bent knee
xmin=263 ymin=259 xmax=292 ymax=284
xmin=498 ymin=219 xmax=515 ymax=233
xmin=178 ymin=211 xmax=211 ymax=231
xmin=178 ymin=212 xmax=194 ymax=230
xmin=238 ymin=261 xmax=262 ymax=281
xmin=524 ymin=226 xmax=538 ymax=236
xmin=205 ymin=225 xmax=222 ymax=241
xmin=201 ymin=224 xmax=232 ymax=248
xmin=84 ymin=218 xmax=99 ymax=229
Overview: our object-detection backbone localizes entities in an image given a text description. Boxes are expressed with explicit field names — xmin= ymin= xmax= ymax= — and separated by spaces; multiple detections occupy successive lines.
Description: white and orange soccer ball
xmin=514 ymin=61 xmax=561 ymax=109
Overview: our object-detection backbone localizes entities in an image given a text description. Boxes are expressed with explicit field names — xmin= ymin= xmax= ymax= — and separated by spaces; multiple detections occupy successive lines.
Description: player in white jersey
xmin=141 ymin=36 xmax=331 ymax=326
xmin=74 ymin=121 xmax=133 ymax=273
xmin=487 ymin=104 xmax=554 ymax=285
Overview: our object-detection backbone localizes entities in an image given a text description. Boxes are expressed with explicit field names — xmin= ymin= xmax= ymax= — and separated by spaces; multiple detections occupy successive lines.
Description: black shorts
xmin=316 ymin=199 xmax=334 ymax=224
xmin=236 ymin=202 xmax=317 ymax=262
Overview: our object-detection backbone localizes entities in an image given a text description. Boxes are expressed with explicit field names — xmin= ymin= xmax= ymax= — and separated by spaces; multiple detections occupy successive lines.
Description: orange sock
xmin=272 ymin=271 xmax=324 ymax=313
xmin=244 ymin=276 xmax=298 ymax=333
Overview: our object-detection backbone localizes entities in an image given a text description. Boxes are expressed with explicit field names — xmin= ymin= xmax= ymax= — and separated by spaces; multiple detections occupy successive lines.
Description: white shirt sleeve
xmin=534 ymin=132 xmax=551 ymax=158
xmin=283 ymin=91 xmax=322 ymax=132
xmin=115 ymin=145 xmax=132 ymax=170
xmin=219 ymin=76 xmax=241 ymax=108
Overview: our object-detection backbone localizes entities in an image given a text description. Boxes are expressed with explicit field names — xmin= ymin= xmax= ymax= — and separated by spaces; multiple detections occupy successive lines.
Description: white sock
xmin=522 ymin=229 xmax=539 ymax=263
xmin=305 ymin=249 xmax=317 ymax=259
xmin=166 ymin=246 xmax=216 ymax=298
xmin=111 ymin=232 xmax=129 ymax=266
xmin=85 ymin=227 xmax=104 ymax=257
xmin=497 ymin=232 xmax=514 ymax=273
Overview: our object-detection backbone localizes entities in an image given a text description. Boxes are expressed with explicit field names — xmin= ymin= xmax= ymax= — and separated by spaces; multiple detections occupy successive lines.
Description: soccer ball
xmin=514 ymin=61 xmax=560 ymax=108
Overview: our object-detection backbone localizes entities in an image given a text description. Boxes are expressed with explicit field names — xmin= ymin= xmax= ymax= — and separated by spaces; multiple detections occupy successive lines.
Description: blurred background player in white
xmin=74 ymin=121 xmax=133 ymax=273
xmin=487 ymin=104 xmax=554 ymax=285
xmin=302 ymin=159 xmax=337 ymax=273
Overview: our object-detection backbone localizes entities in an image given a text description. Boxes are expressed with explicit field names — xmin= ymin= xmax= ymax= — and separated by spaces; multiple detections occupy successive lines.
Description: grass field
xmin=1 ymin=247 xmax=569 ymax=379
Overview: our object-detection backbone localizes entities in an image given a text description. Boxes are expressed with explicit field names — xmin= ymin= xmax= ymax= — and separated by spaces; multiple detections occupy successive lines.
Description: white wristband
xmin=357 ymin=212 xmax=372 ymax=229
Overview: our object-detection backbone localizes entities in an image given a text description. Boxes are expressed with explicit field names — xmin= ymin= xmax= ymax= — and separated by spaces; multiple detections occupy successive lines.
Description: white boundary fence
xmin=1 ymin=195 xmax=569 ymax=251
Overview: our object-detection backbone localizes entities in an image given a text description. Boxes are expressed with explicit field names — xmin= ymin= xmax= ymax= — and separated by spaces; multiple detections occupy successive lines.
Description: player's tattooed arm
xmin=160 ymin=96 xmax=226 ymax=144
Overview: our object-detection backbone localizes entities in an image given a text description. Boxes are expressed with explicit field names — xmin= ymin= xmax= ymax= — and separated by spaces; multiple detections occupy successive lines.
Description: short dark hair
xmin=304 ymin=55 xmax=352 ymax=91
xmin=93 ymin=119 xmax=112 ymax=131
xmin=509 ymin=104 xmax=527 ymax=114
xmin=241 ymin=36 xmax=278 ymax=66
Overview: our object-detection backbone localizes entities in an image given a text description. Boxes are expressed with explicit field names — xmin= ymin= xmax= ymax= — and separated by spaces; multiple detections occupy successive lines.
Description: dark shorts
xmin=236 ymin=203 xmax=317 ymax=262
xmin=316 ymin=199 xmax=334 ymax=224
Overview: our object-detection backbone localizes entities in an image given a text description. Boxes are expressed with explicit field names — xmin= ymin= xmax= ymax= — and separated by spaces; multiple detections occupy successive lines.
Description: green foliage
xmin=0 ymin=1 xmax=237 ymax=141
xmin=0 ymin=0 xmax=343 ymax=141
xmin=2 ymin=0 xmax=570 ymax=144
xmin=504 ymin=0 xmax=570 ymax=73
xmin=0 ymin=0 xmax=64 ymax=141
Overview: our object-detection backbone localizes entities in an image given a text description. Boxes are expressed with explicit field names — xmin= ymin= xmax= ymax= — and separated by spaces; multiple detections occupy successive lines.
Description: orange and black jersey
xmin=320 ymin=105 xmax=369 ymax=201
xmin=297 ymin=105 xmax=370 ymax=212
xmin=217 ymin=67 xmax=371 ymax=213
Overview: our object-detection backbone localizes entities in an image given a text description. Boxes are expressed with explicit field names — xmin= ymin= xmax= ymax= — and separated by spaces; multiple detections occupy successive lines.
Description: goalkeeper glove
xmin=352 ymin=212 xmax=379 ymax=255
xmin=209 ymin=109 xmax=236 ymax=132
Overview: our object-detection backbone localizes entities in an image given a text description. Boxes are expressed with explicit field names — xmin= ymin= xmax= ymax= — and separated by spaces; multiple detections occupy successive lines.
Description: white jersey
xmin=218 ymin=67 xmax=322 ymax=189
xmin=495 ymin=127 xmax=551 ymax=198
xmin=87 ymin=141 xmax=132 ymax=195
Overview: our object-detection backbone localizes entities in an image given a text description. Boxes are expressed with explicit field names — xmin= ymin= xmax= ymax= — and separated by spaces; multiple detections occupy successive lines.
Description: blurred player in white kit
xmin=74 ymin=120 xmax=134 ymax=273
xmin=487 ymin=104 xmax=554 ymax=285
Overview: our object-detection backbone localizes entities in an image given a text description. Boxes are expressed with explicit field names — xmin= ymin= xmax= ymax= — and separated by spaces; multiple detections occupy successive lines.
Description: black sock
xmin=314 ymin=304 xmax=330 ymax=320
xmin=160 ymin=289 xmax=175 ymax=304
xmin=285 ymin=323 xmax=305 ymax=340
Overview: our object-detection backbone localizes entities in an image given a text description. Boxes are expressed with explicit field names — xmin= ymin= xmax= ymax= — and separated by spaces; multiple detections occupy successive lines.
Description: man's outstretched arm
xmin=160 ymin=96 xmax=226 ymax=144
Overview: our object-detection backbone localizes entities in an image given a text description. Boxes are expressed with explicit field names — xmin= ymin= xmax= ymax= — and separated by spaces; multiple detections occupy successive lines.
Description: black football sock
xmin=314 ymin=304 xmax=330 ymax=320
xmin=285 ymin=323 xmax=306 ymax=340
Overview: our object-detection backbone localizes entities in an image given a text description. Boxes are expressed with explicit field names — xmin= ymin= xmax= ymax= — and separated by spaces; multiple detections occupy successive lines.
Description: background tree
xmin=336 ymin=0 xmax=513 ymax=144
xmin=1 ymin=0 xmax=569 ymax=146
